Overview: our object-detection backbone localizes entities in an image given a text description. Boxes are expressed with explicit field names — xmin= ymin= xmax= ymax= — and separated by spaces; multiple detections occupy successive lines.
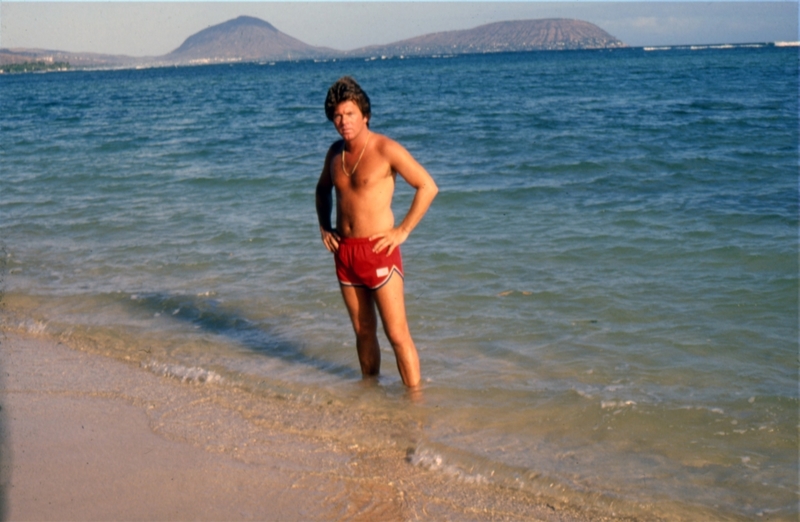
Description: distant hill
xmin=0 ymin=48 xmax=142 ymax=69
xmin=165 ymin=16 xmax=338 ymax=64
xmin=350 ymin=19 xmax=625 ymax=57
xmin=1 ymin=16 xmax=625 ymax=71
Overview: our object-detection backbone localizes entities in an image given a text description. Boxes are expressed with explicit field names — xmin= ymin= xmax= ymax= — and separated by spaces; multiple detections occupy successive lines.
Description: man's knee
xmin=353 ymin=318 xmax=378 ymax=340
xmin=349 ymin=307 xmax=377 ymax=336
xmin=384 ymin=323 xmax=412 ymax=348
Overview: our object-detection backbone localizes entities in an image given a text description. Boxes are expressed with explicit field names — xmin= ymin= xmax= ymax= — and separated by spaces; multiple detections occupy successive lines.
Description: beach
xmin=1 ymin=331 xmax=595 ymax=522
xmin=2 ymin=332 xmax=335 ymax=521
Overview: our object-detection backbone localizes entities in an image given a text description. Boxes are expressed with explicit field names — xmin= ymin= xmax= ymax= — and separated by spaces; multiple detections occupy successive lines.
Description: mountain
xmin=350 ymin=19 xmax=625 ymax=57
xmin=1 ymin=16 xmax=625 ymax=71
xmin=164 ymin=16 xmax=338 ymax=64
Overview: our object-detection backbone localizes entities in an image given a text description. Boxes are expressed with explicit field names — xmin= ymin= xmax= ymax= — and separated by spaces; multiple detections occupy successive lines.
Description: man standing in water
xmin=316 ymin=76 xmax=438 ymax=388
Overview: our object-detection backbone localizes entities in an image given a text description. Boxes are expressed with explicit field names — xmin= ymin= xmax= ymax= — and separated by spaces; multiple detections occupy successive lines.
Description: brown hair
xmin=324 ymin=76 xmax=371 ymax=124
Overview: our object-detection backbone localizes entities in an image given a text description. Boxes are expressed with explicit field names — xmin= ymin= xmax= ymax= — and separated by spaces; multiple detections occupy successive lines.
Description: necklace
xmin=341 ymin=131 xmax=371 ymax=176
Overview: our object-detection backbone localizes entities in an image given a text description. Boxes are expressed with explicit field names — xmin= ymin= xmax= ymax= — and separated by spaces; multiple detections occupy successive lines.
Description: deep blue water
xmin=2 ymin=45 xmax=798 ymax=519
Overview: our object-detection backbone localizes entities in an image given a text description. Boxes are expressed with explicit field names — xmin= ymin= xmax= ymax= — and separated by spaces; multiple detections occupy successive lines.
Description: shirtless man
xmin=316 ymin=76 xmax=438 ymax=388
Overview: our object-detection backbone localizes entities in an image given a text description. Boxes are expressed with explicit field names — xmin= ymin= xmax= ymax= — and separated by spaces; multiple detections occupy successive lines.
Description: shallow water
xmin=2 ymin=45 xmax=798 ymax=520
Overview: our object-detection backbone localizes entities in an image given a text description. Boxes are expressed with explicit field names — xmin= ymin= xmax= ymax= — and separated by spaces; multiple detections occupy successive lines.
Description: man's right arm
xmin=315 ymin=145 xmax=340 ymax=253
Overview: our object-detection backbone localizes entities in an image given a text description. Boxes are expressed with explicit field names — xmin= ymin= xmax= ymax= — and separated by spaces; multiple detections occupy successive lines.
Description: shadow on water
xmin=130 ymin=292 xmax=362 ymax=382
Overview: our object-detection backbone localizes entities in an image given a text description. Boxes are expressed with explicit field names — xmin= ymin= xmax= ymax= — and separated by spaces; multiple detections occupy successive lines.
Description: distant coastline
xmin=1 ymin=41 xmax=792 ymax=75
xmin=1 ymin=16 xmax=624 ymax=72
xmin=1 ymin=15 xmax=796 ymax=74
xmin=0 ymin=60 xmax=70 ymax=74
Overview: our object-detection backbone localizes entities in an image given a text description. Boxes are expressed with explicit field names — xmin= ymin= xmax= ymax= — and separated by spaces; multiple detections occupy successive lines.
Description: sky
xmin=1 ymin=1 xmax=798 ymax=56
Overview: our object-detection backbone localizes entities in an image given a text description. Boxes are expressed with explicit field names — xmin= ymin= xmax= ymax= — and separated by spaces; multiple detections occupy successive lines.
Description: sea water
xmin=1 ymin=45 xmax=797 ymax=520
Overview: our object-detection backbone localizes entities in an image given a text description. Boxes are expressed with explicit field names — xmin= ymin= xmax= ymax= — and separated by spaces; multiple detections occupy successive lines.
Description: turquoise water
xmin=2 ymin=46 xmax=798 ymax=519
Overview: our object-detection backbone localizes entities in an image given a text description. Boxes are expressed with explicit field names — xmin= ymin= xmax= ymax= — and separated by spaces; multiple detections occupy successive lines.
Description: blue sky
xmin=1 ymin=2 xmax=797 ymax=55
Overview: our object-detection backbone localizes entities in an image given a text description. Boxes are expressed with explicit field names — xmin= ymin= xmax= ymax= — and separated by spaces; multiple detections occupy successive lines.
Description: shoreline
xmin=1 ymin=42 xmax=789 ymax=76
xmin=0 ymin=330 xmax=591 ymax=522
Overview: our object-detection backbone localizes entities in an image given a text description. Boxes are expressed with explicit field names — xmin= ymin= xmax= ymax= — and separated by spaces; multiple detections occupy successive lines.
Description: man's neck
xmin=344 ymin=128 xmax=370 ymax=151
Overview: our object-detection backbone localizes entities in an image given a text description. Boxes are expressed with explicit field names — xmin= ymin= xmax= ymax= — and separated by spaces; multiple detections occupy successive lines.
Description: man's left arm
xmin=369 ymin=139 xmax=438 ymax=255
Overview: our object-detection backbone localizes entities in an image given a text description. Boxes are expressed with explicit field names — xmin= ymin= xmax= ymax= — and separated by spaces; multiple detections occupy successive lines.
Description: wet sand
xmin=0 ymin=331 xmax=593 ymax=521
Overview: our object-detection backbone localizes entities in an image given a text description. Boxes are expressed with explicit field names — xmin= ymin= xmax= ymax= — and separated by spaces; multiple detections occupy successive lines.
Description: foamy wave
xmin=678 ymin=405 xmax=725 ymax=415
xmin=408 ymin=447 xmax=489 ymax=485
xmin=601 ymin=400 xmax=637 ymax=409
xmin=141 ymin=360 xmax=223 ymax=384
xmin=654 ymin=43 xmax=769 ymax=52
xmin=17 ymin=319 xmax=49 ymax=335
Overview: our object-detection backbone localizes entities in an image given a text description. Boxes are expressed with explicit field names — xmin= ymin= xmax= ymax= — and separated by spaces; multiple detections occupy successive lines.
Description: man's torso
xmin=330 ymin=135 xmax=397 ymax=238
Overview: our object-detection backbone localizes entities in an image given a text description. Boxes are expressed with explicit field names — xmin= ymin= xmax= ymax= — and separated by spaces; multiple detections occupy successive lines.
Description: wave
xmin=644 ymin=43 xmax=769 ymax=52
xmin=141 ymin=360 xmax=223 ymax=384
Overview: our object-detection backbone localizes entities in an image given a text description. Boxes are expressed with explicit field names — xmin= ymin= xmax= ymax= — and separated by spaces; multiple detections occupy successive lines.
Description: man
xmin=315 ymin=76 xmax=438 ymax=388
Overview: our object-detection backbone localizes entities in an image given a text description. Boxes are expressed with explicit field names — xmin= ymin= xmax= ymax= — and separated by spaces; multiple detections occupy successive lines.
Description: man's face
xmin=332 ymin=100 xmax=368 ymax=141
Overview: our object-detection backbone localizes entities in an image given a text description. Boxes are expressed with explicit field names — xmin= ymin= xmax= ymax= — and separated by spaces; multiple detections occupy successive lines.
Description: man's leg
xmin=373 ymin=275 xmax=421 ymax=387
xmin=340 ymin=284 xmax=381 ymax=377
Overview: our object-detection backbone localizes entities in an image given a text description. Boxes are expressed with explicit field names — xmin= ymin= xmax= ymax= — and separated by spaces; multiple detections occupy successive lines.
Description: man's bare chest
xmin=331 ymin=156 xmax=394 ymax=191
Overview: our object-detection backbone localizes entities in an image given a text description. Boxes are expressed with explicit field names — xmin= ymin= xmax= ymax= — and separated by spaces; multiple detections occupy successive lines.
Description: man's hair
xmin=325 ymin=76 xmax=371 ymax=124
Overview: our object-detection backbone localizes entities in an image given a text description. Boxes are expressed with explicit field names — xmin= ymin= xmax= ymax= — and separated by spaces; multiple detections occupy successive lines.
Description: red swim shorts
xmin=334 ymin=237 xmax=404 ymax=290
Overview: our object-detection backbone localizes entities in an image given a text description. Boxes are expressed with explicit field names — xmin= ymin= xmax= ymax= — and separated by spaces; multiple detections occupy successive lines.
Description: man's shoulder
xmin=371 ymin=132 xmax=393 ymax=144
xmin=372 ymin=133 xmax=403 ymax=153
xmin=372 ymin=133 xmax=411 ymax=163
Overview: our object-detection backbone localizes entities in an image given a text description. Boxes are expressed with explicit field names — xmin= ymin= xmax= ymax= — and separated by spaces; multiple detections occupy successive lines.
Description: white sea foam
xmin=678 ymin=405 xmax=725 ymax=415
xmin=141 ymin=360 xmax=223 ymax=384
xmin=18 ymin=319 xmax=48 ymax=335
xmin=409 ymin=447 xmax=489 ymax=485
xmin=601 ymin=400 xmax=637 ymax=409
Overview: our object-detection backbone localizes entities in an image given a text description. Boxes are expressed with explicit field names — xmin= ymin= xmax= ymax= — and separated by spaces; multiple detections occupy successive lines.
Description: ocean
xmin=1 ymin=44 xmax=797 ymax=520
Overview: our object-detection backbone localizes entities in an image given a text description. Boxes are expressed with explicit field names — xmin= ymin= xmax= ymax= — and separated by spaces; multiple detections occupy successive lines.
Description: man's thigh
xmin=373 ymin=275 xmax=411 ymax=339
xmin=340 ymin=284 xmax=378 ymax=332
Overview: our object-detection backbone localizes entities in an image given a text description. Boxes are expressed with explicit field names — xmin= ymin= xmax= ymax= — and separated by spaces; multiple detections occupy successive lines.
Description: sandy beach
xmin=0 ymin=332 xmax=346 ymax=521
xmin=0 ymin=331 xmax=592 ymax=522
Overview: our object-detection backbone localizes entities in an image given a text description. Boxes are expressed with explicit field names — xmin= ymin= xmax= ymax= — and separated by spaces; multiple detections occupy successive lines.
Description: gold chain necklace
xmin=341 ymin=131 xmax=371 ymax=176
